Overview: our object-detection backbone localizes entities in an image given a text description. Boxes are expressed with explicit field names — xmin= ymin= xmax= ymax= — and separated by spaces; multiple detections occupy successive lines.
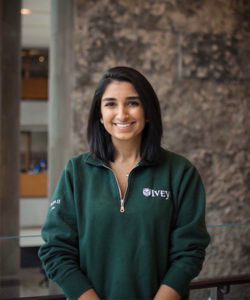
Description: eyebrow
xmin=102 ymin=96 xmax=141 ymax=101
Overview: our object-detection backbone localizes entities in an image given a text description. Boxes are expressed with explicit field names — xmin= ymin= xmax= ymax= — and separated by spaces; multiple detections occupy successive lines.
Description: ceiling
xmin=21 ymin=0 xmax=50 ymax=48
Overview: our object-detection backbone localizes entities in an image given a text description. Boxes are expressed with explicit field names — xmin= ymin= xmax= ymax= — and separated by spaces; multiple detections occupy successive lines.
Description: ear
xmin=100 ymin=117 xmax=103 ymax=124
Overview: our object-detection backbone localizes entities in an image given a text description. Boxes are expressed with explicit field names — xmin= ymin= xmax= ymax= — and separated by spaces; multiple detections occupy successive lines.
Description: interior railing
xmin=1 ymin=275 xmax=249 ymax=300
xmin=1 ymin=222 xmax=249 ymax=299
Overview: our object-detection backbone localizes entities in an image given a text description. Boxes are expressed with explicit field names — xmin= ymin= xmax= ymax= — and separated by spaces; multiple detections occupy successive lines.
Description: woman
xmin=39 ymin=66 xmax=210 ymax=300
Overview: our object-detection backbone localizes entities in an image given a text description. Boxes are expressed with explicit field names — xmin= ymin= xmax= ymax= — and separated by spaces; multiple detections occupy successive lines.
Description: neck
xmin=112 ymin=139 xmax=141 ymax=163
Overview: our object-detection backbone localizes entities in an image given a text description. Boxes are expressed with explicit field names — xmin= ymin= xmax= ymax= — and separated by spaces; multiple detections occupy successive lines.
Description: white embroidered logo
xmin=142 ymin=188 xmax=170 ymax=200
xmin=143 ymin=188 xmax=152 ymax=197
xmin=50 ymin=199 xmax=61 ymax=211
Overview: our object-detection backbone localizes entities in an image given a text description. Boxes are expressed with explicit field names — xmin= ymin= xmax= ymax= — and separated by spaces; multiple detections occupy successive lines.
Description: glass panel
xmin=1 ymin=223 xmax=249 ymax=298
xmin=223 ymin=283 xmax=250 ymax=300
xmin=190 ymin=288 xmax=211 ymax=299
xmin=0 ymin=236 xmax=50 ymax=299
xmin=189 ymin=284 xmax=250 ymax=300
xmin=190 ymin=222 xmax=250 ymax=300
xmin=198 ymin=223 xmax=250 ymax=280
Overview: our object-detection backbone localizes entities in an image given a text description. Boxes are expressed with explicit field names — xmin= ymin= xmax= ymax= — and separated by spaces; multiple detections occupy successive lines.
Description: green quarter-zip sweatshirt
xmin=39 ymin=148 xmax=210 ymax=300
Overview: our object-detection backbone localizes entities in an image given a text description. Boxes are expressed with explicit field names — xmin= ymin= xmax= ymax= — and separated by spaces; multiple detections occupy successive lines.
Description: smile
xmin=114 ymin=122 xmax=135 ymax=128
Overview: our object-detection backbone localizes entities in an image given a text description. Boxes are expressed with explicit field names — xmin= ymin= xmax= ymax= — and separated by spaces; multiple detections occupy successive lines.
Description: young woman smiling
xmin=100 ymin=80 xmax=146 ymax=200
xmin=39 ymin=67 xmax=210 ymax=300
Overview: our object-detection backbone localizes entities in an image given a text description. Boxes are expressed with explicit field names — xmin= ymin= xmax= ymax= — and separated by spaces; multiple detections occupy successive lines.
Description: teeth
xmin=116 ymin=123 xmax=131 ymax=128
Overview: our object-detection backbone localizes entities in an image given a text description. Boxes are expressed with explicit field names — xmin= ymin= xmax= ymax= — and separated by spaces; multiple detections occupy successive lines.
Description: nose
xmin=117 ymin=104 xmax=128 ymax=120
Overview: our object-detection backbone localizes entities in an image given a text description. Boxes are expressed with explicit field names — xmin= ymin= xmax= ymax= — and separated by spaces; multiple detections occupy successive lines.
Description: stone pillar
xmin=0 ymin=0 xmax=21 ymax=297
xmin=49 ymin=0 xmax=74 ymax=198
xmin=48 ymin=0 xmax=74 ymax=294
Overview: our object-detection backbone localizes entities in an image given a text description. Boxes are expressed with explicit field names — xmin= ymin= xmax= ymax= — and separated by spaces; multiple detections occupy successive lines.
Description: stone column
xmin=0 ymin=0 xmax=21 ymax=297
xmin=49 ymin=0 xmax=74 ymax=198
xmin=48 ymin=0 xmax=74 ymax=294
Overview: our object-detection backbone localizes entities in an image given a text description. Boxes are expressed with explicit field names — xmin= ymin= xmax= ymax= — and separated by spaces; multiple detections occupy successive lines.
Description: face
xmin=100 ymin=81 xmax=145 ymax=145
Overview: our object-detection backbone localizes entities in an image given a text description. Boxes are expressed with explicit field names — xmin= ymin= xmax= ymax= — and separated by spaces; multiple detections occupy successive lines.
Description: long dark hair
xmin=87 ymin=66 xmax=163 ymax=164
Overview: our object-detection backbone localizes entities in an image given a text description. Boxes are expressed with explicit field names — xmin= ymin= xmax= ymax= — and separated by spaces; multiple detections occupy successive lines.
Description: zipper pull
xmin=120 ymin=199 xmax=125 ymax=213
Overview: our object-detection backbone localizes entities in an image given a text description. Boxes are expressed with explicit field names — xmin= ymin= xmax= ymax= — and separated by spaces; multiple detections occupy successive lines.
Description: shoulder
xmin=159 ymin=148 xmax=195 ymax=170
xmin=158 ymin=148 xmax=202 ymax=183
xmin=68 ymin=152 xmax=90 ymax=164
xmin=65 ymin=151 xmax=103 ymax=171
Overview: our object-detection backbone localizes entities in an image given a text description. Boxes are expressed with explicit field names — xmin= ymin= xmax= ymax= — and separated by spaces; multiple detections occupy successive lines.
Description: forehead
xmin=102 ymin=81 xmax=138 ymax=98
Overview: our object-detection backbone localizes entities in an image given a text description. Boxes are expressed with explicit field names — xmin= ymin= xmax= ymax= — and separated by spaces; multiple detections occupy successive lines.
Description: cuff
xmin=161 ymin=265 xmax=191 ymax=296
xmin=59 ymin=269 xmax=93 ymax=300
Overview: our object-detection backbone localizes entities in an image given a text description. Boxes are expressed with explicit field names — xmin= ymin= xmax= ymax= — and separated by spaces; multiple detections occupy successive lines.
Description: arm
xmin=160 ymin=164 xmax=210 ymax=297
xmin=78 ymin=288 xmax=100 ymax=300
xmin=154 ymin=285 xmax=180 ymax=300
xmin=39 ymin=161 xmax=94 ymax=300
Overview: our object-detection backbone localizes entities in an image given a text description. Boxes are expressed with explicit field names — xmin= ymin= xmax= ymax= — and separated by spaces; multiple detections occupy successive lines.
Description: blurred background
xmin=0 ymin=0 xmax=249 ymax=299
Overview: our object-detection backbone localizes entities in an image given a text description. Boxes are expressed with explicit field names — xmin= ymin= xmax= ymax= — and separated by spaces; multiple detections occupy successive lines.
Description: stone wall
xmin=72 ymin=0 xmax=250 ymax=288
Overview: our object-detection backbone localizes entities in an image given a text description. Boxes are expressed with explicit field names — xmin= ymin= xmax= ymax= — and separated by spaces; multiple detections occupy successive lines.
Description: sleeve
xmin=38 ymin=160 xmax=93 ymax=300
xmin=161 ymin=164 xmax=210 ymax=297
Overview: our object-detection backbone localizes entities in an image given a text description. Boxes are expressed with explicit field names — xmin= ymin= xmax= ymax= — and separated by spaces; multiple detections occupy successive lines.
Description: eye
xmin=127 ymin=101 xmax=140 ymax=106
xmin=104 ymin=102 xmax=116 ymax=107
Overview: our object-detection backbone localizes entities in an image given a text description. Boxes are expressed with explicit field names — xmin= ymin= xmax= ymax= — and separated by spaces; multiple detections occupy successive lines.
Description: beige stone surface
xmin=71 ymin=0 xmax=250 ymax=287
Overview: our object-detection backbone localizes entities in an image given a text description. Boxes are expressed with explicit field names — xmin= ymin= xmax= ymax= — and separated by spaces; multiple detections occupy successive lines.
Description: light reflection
xmin=21 ymin=8 xmax=31 ymax=15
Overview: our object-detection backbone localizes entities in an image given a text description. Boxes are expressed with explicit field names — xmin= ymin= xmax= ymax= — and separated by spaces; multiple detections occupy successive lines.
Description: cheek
xmin=136 ymin=108 xmax=146 ymax=122
xmin=100 ymin=109 xmax=113 ymax=124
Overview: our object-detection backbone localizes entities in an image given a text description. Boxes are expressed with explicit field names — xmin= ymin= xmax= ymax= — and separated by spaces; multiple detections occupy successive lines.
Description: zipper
xmin=120 ymin=198 xmax=125 ymax=213
xmin=103 ymin=163 xmax=140 ymax=213
xmin=103 ymin=165 xmax=125 ymax=213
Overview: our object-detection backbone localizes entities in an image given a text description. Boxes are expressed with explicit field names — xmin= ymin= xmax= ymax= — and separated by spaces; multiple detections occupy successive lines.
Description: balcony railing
xmin=190 ymin=275 xmax=250 ymax=300
xmin=2 ymin=275 xmax=249 ymax=300
xmin=1 ymin=223 xmax=249 ymax=299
